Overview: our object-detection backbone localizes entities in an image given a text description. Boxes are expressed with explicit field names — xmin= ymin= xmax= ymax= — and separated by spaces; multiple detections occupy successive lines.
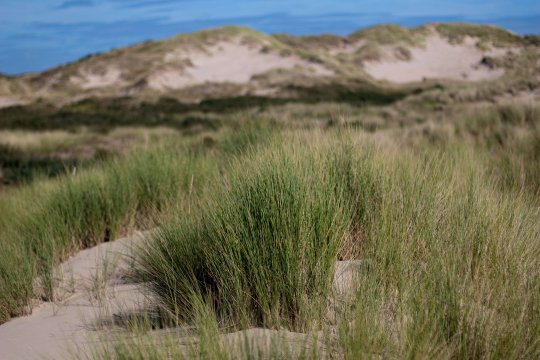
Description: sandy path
xmin=363 ymin=35 xmax=506 ymax=83
xmin=0 ymin=232 xmax=150 ymax=360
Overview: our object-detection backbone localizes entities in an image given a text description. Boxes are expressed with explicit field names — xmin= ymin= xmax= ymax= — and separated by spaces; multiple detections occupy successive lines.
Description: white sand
xmin=149 ymin=41 xmax=333 ymax=90
xmin=0 ymin=232 xmax=150 ymax=360
xmin=0 ymin=228 xmax=359 ymax=359
xmin=0 ymin=97 xmax=24 ymax=109
xmin=363 ymin=35 xmax=506 ymax=83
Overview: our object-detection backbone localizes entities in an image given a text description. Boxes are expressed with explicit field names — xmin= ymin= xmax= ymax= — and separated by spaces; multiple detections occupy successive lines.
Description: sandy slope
xmin=70 ymin=68 xmax=125 ymax=90
xmin=363 ymin=35 xmax=507 ymax=83
xmin=0 ymin=232 xmax=150 ymax=360
xmin=1 ymin=24 xmax=534 ymax=105
xmin=66 ymin=40 xmax=335 ymax=93
xmin=0 ymin=229 xmax=361 ymax=359
xmin=0 ymin=97 xmax=24 ymax=109
xmin=63 ymin=35 xmax=514 ymax=94
xmin=149 ymin=41 xmax=333 ymax=90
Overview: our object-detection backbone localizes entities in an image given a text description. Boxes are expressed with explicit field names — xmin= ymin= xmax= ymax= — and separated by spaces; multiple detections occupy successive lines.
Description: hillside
xmin=0 ymin=23 xmax=538 ymax=108
xmin=0 ymin=22 xmax=539 ymax=359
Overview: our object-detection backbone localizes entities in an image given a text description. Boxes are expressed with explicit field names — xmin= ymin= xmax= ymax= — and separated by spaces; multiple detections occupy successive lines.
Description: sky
xmin=0 ymin=0 xmax=539 ymax=75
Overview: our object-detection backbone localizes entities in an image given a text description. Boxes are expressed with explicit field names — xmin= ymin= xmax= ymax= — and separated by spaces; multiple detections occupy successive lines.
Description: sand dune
xmin=363 ymin=35 xmax=508 ymax=83
xmin=149 ymin=41 xmax=333 ymax=90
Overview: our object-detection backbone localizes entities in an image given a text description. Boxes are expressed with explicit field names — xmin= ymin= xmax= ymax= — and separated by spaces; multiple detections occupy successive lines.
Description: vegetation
xmin=0 ymin=99 xmax=538 ymax=358
xmin=350 ymin=23 xmax=426 ymax=45
xmin=0 ymin=21 xmax=539 ymax=359
xmin=0 ymin=86 xmax=413 ymax=131
xmin=0 ymin=127 xmax=177 ymax=185
xmin=432 ymin=22 xmax=523 ymax=47
xmin=0 ymin=143 xmax=210 ymax=321
xmin=134 ymin=141 xmax=353 ymax=330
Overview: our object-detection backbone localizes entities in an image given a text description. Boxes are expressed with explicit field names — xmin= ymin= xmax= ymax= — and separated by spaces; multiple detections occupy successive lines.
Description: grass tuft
xmin=134 ymin=140 xmax=354 ymax=331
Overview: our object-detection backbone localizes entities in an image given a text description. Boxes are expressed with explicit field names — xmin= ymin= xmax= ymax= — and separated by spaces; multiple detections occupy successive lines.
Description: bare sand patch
xmin=0 ymin=228 xmax=359 ymax=359
xmin=0 ymin=97 xmax=24 ymax=109
xmin=0 ymin=232 xmax=150 ymax=360
xmin=363 ymin=35 xmax=507 ymax=83
xmin=149 ymin=41 xmax=333 ymax=90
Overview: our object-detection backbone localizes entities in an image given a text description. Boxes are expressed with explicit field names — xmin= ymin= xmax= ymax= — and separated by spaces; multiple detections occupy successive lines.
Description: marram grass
xmin=0 ymin=143 xmax=216 ymax=322
xmin=0 ymin=118 xmax=538 ymax=359
xmin=134 ymin=132 xmax=540 ymax=358
xmin=134 ymin=141 xmax=355 ymax=331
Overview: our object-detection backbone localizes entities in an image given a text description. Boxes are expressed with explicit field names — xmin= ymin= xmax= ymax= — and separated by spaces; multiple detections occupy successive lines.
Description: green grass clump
xmin=216 ymin=118 xmax=279 ymax=155
xmin=131 ymin=128 xmax=539 ymax=358
xmin=1 ymin=100 xmax=540 ymax=358
xmin=338 ymin=146 xmax=540 ymax=358
xmin=273 ymin=33 xmax=346 ymax=51
xmin=134 ymin=139 xmax=354 ymax=331
xmin=0 ymin=121 xmax=283 ymax=323
xmin=349 ymin=24 xmax=423 ymax=45
xmin=0 ymin=144 xmax=211 ymax=322
xmin=457 ymin=104 xmax=540 ymax=199
xmin=432 ymin=22 xmax=522 ymax=47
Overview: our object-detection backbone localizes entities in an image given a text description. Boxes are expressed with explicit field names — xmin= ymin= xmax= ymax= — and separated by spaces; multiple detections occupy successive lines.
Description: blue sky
xmin=1 ymin=0 xmax=539 ymax=74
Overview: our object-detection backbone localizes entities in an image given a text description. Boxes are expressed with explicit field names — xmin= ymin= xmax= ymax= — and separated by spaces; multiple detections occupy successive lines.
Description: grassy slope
xmin=0 ymin=102 xmax=539 ymax=358
xmin=86 ymin=124 xmax=539 ymax=359
xmin=0 ymin=144 xmax=208 ymax=320
xmin=0 ymin=22 xmax=538 ymax=358
xmin=0 ymin=119 xmax=274 ymax=322
xmin=432 ymin=22 xmax=523 ymax=46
